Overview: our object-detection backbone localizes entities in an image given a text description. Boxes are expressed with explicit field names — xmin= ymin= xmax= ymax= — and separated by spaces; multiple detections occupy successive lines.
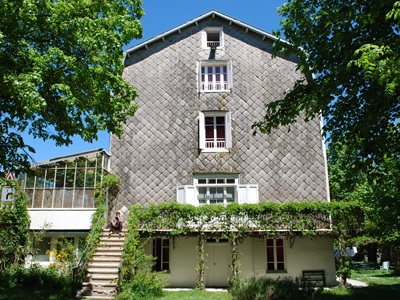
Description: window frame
xmin=199 ymin=111 xmax=232 ymax=152
xmin=198 ymin=60 xmax=232 ymax=93
xmin=266 ymin=238 xmax=286 ymax=273
xmin=152 ymin=237 xmax=170 ymax=272
xmin=193 ymin=174 xmax=239 ymax=206
xmin=202 ymin=27 xmax=224 ymax=49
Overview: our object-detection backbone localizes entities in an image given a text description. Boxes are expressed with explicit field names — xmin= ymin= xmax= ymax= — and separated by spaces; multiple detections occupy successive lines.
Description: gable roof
xmin=124 ymin=10 xmax=282 ymax=57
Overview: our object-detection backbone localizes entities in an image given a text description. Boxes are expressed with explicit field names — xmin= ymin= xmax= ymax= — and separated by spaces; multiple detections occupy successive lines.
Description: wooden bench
xmin=302 ymin=270 xmax=326 ymax=287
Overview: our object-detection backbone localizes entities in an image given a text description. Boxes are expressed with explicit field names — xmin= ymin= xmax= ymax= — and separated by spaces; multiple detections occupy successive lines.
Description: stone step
xmin=87 ymin=267 xmax=119 ymax=274
xmin=91 ymin=256 xmax=121 ymax=262
xmin=90 ymin=273 xmax=119 ymax=281
xmin=88 ymin=261 xmax=120 ymax=268
xmin=82 ymin=281 xmax=117 ymax=289
xmin=79 ymin=296 xmax=115 ymax=300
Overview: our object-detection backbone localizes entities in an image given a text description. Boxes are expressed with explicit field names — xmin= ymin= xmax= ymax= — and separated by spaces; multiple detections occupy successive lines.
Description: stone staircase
xmin=76 ymin=229 xmax=126 ymax=299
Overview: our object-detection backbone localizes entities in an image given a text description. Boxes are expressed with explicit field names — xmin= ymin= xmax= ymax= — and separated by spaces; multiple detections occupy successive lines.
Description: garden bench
xmin=302 ymin=270 xmax=326 ymax=287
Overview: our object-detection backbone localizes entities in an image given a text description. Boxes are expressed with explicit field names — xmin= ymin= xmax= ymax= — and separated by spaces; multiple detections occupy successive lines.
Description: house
xmin=109 ymin=10 xmax=335 ymax=287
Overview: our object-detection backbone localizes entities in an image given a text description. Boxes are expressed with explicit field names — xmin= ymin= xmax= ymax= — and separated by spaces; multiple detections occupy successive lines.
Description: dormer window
xmin=202 ymin=27 xmax=224 ymax=49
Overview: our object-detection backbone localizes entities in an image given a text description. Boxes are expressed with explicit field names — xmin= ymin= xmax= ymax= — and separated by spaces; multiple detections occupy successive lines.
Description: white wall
xmin=161 ymin=236 xmax=336 ymax=287
xmin=29 ymin=209 xmax=96 ymax=230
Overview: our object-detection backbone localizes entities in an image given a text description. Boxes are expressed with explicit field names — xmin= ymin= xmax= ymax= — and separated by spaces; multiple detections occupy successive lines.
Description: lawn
xmin=0 ymin=270 xmax=398 ymax=300
xmin=320 ymin=269 xmax=400 ymax=300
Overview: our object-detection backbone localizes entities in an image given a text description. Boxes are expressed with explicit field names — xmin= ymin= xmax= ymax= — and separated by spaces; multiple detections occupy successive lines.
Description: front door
xmin=205 ymin=242 xmax=230 ymax=287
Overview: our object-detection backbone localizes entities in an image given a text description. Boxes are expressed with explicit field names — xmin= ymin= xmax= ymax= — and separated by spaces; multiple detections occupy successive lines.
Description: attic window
xmin=202 ymin=27 xmax=224 ymax=49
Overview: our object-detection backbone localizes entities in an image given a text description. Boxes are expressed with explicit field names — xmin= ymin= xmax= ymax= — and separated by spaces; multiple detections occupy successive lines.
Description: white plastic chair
xmin=380 ymin=261 xmax=390 ymax=271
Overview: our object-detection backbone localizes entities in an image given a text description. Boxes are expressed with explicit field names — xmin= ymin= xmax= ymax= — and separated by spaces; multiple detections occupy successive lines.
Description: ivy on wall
xmin=122 ymin=201 xmax=363 ymax=289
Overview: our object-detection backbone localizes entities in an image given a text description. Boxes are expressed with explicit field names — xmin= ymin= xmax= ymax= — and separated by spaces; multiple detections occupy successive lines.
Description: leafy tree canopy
xmin=253 ymin=0 xmax=400 ymax=168
xmin=0 ymin=0 xmax=144 ymax=174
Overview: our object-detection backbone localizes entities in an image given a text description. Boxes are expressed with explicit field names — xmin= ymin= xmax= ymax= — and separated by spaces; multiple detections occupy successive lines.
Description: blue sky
xmin=25 ymin=0 xmax=286 ymax=163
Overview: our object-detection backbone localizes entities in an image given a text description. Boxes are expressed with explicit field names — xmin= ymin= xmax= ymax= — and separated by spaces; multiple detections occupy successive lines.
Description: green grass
xmin=0 ymin=270 xmax=398 ymax=300
xmin=320 ymin=269 xmax=400 ymax=300
xmin=159 ymin=289 xmax=232 ymax=300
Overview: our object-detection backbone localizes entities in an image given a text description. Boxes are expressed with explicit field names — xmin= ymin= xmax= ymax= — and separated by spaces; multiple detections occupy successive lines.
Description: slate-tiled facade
xmin=110 ymin=12 xmax=328 ymax=210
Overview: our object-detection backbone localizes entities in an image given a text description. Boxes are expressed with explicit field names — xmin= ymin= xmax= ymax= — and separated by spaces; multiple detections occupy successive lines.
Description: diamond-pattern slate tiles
xmin=109 ymin=16 xmax=328 ymax=213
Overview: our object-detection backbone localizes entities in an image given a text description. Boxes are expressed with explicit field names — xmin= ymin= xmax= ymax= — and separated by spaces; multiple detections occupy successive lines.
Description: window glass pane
xmin=205 ymin=117 xmax=214 ymax=125
xmin=276 ymin=239 xmax=283 ymax=246
xmin=198 ymin=179 xmax=206 ymax=184
xmin=266 ymin=239 xmax=273 ymax=247
xmin=198 ymin=187 xmax=207 ymax=204
xmin=216 ymin=116 xmax=225 ymax=124
xmin=205 ymin=126 xmax=214 ymax=139
xmin=226 ymin=187 xmax=235 ymax=202
xmin=216 ymin=125 xmax=225 ymax=139
xmin=267 ymin=262 xmax=275 ymax=271
xmin=227 ymin=179 xmax=235 ymax=184
xmin=277 ymin=263 xmax=285 ymax=270
xmin=209 ymin=179 xmax=216 ymax=184
xmin=216 ymin=179 xmax=224 ymax=184
xmin=277 ymin=247 xmax=284 ymax=261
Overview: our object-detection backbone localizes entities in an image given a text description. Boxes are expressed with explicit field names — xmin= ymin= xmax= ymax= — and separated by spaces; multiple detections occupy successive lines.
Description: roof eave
xmin=124 ymin=10 xmax=284 ymax=58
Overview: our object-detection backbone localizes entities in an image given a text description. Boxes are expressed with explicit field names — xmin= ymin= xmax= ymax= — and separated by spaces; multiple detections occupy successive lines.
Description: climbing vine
xmin=122 ymin=201 xmax=362 ymax=289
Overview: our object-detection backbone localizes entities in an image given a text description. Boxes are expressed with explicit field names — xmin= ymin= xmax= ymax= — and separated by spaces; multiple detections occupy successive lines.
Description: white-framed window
xmin=198 ymin=60 xmax=232 ymax=92
xmin=199 ymin=111 xmax=232 ymax=152
xmin=266 ymin=239 xmax=285 ymax=272
xmin=202 ymin=27 xmax=224 ymax=49
xmin=194 ymin=174 xmax=239 ymax=205
xmin=152 ymin=238 xmax=170 ymax=272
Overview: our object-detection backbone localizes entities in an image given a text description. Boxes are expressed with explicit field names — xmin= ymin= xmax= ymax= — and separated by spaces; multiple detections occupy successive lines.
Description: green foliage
xmin=253 ymin=0 xmax=400 ymax=168
xmin=229 ymin=276 xmax=320 ymax=300
xmin=117 ymin=205 xmax=166 ymax=300
xmin=128 ymin=202 xmax=362 ymax=238
xmin=0 ymin=179 xmax=30 ymax=270
xmin=0 ymin=0 xmax=144 ymax=174
xmin=0 ymin=263 xmax=72 ymax=292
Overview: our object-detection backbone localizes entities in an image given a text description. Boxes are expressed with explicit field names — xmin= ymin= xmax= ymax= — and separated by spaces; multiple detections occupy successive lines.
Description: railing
xmin=205 ymin=139 xmax=225 ymax=148
xmin=71 ymin=211 xmax=104 ymax=298
xmin=207 ymin=41 xmax=220 ymax=48
xmin=201 ymin=82 xmax=228 ymax=91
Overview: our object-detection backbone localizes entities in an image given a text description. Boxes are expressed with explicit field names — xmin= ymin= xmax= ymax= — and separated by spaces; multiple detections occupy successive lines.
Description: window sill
xmin=266 ymin=270 xmax=287 ymax=274
xmin=201 ymin=148 xmax=229 ymax=153
xmin=200 ymin=90 xmax=230 ymax=93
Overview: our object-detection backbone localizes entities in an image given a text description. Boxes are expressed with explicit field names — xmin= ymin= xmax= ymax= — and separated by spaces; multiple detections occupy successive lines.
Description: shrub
xmin=229 ymin=276 xmax=320 ymax=300
xmin=0 ymin=263 xmax=72 ymax=290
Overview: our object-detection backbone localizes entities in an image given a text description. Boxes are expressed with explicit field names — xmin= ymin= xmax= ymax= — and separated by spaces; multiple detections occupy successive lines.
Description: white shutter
xmin=225 ymin=111 xmax=232 ymax=149
xmin=177 ymin=186 xmax=185 ymax=204
xmin=197 ymin=61 xmax=201 ymax=92
xmin=199 ymin=112 xmax=205 ymax=149
xmin=201 ymin=28 xmax=207 ymax=48
xmin=185 ymin=186 xmax=197 ymax=206
xmin=176 ymin=186 xmax=197 ymax=205
xmin=227 ymin=60 xmax=233 ymax=89
xmin=238 ymin=185 xmax=259 ymax=204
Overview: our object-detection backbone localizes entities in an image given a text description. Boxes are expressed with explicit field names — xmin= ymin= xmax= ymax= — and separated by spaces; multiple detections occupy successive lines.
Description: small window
xmin=198 ymin=61 xmax=232 ymax=92
xmin=153 ymin=238 xmax=170 ymax=272
xmin=202 ymin=27 xmax=224 ymax=49
xmin=266 ymin=239 xmax=285 ymax=272
xmin=199 ymin=111 xmax=232 ymax=152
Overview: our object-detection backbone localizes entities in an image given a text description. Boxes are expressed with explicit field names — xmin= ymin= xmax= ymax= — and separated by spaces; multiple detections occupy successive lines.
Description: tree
xmin=0 ymin=0 xmax=144 ymax=174
xmin=328 ymin=141 xmax=400 ymax=272
xmin=253 ymin=0 xmax=400 ymax=168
